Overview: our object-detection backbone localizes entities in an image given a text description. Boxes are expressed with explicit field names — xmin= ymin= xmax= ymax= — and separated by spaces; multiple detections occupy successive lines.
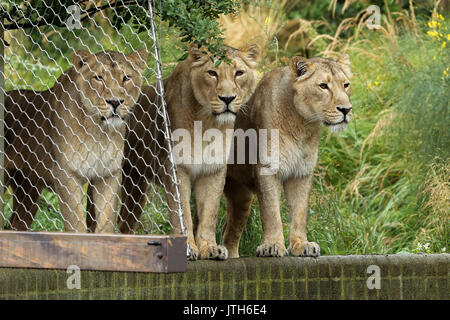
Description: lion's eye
xmin=207 ymin=70 xmax=218 ymax=77
xmin=93 ymin=75 xmax=104 ymax=81
xmin=235 ymin=70 xmax=244 ymax=77
xmin=344 ymin=83 xmax=350 ymax=88
xmin=123 ymin=75 xmax=131 ymax=82
xmin=319 ymin=83 xmax=329 ymax=90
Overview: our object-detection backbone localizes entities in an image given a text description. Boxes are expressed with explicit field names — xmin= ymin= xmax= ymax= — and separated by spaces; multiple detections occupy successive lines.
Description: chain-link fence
xmin=0 ymin=1 xmax=185 ymax=240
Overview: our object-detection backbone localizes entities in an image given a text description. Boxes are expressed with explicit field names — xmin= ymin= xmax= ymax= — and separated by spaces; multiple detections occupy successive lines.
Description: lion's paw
xmin=289 ymin=240 xmax=320 ymax=257
xmin=256 ymin=242 xmax=287 ymax=257
xmin=187 ymin=241 xmax=199 ymax=261
xmin=199 ymin=244 xmax=229 ymax=260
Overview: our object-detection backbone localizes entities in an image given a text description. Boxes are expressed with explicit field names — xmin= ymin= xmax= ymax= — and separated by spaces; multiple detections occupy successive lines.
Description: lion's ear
xmin=290 ymin=56 xmax=314 ymax=80
xmin=128 ymin=48 xmax=148 ymax=72
xmin=336 ymin=54 xmax=352 ymax=78
xmin=243 ymin=44 xmax=261 ymax=63
xmin=188 ymin=43 xmax=205 ymax=62
xmin=337 ymin=53 xmax=350 ymax=66
xmin=72 ymin=50 xmax=93 ymax=70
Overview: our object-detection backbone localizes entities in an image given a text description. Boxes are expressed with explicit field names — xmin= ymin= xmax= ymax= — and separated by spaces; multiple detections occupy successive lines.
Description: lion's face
xmin=71 ymin=49 xmax=147 ymax=128
xmin=188 ymin=44 xmax=260 ymax=125
xmin=290 ymin=55 xmax=352 ymax=132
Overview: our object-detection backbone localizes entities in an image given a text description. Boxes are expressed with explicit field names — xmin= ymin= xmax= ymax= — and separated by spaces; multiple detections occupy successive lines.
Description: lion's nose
xmin=106 ymin=99 xmax=124 ymax=111
xmin=218 ymin=95 xmax=236 ymax=106
xmin=337 ymin=106 xmax=352 ymax=116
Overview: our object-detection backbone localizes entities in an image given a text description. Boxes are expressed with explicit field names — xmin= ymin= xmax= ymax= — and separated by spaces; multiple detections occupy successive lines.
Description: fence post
xmin=0 ymin=25 xmax=4 ymax=230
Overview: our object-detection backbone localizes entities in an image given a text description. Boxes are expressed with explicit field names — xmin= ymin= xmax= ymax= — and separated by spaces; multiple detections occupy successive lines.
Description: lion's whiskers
xmin=305 ymin=113 xmax=324 ymax=126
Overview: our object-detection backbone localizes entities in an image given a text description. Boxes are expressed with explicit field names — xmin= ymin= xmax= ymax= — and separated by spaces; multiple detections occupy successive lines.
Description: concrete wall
xmin=0 ymin=254 xmax=448 ymax=300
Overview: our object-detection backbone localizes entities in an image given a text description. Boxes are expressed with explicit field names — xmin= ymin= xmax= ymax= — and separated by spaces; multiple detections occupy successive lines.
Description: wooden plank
xmin=0 ymin=231 xmax=187 ymax=273
xmin=166 ymin=235 xmax=189 ymax=273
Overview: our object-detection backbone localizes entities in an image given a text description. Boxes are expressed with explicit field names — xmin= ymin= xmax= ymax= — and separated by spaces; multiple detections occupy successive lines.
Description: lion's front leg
xmin=117 ymin=165 xmax=149 ymax=234
xmin=283 ymin=175 xmax=320 ymax=257
xmin=9 ymin=171 xmax=41 ymax=231
xmin=91 ymin=174 xmax=121 ymax=234
xmin=55 ymin=170 xmax=86 ymax=233
xmin=194 ymin=168 xmax=228 ymax=260
xmin=255 ymin=173 xmax=287 ymax=257
xmin=166 ymin=166 xmax=199 ymax=261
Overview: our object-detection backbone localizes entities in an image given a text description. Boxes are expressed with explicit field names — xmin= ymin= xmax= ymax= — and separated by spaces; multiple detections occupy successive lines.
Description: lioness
xmin=117 ymin=44 xmax=260 ymax=260
xmin=222 ymin=55 xmax=352 ymax=258
xmin=4 ymin=49 xmax=147 ymax=232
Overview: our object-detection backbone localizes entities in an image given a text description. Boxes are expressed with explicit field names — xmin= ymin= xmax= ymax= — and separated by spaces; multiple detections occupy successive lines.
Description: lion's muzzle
xmin=213 ymin=95 xmax=238 ymax=116
xmin=212 ymin=108 xmax=237 ymax=116
xmin=106 ymin=99 xmax=124 ymax=116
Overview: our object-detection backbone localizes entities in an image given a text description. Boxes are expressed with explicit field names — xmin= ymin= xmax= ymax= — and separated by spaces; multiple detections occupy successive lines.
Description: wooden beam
xmin=0 ymin=231 xmax=187 ymax=273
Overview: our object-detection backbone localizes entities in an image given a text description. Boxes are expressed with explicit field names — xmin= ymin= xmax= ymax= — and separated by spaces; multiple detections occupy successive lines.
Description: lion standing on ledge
xmin=118 ymin=44 xmax=260 ymax=260
xmin=4 ymin=49 xmax=147 ymax=233
xmin=223 ymin=55 xmax=353 ymax=258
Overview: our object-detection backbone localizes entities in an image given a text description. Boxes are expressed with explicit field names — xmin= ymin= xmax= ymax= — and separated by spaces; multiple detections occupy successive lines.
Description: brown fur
xmin=118 ymin=44 xmax=260 ymax=260
xmin=4 ymin=49 xmax=147 ymax=232
xmin=223 ymin=55 xmax=352 ymax=258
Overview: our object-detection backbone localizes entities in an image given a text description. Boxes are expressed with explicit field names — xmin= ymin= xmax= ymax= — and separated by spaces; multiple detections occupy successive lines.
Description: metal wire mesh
xmin=0 ymin=0 xmax=185 ymax=236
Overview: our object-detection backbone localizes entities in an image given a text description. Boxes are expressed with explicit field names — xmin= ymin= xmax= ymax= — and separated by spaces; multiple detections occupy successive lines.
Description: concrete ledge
xmin=0 ymin=254 xmax=448 ymax=300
